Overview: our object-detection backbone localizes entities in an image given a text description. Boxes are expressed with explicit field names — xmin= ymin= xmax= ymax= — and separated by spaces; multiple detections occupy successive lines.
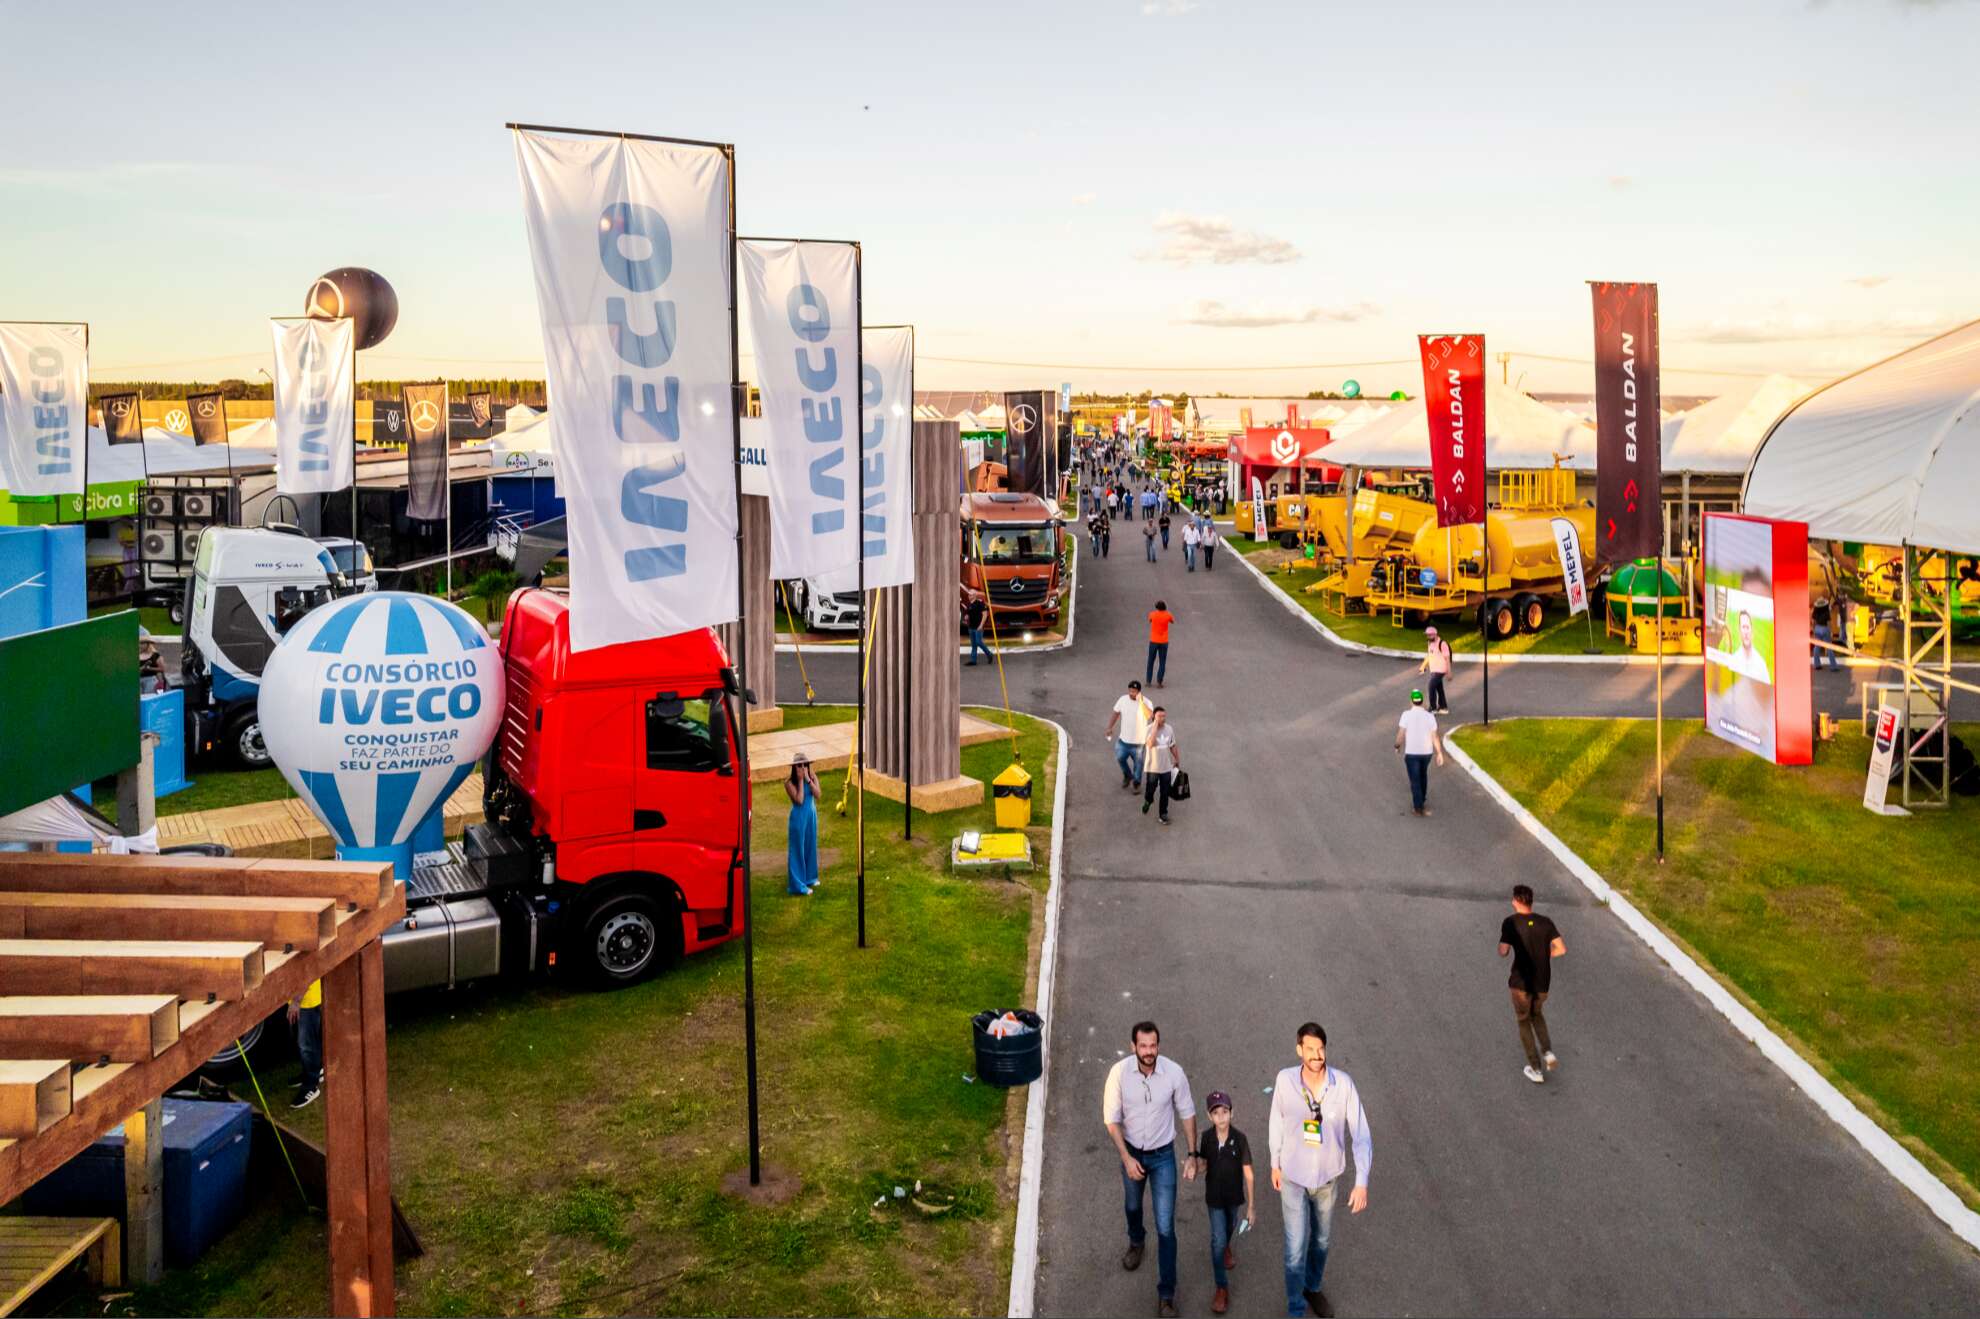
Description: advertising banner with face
xmin=0 ymin=322 xmax=88 ymax=497
xmin=513 ymin=128 xmax=738 ymax=649
xmin=271 ymin=316 xmax=355 ymax=496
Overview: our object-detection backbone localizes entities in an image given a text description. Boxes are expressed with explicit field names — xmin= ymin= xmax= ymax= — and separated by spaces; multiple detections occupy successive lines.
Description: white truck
xmin=179 ymin=526 xmax=376 ymax=767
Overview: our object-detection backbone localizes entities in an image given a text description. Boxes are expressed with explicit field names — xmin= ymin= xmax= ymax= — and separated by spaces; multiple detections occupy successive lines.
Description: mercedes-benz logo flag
xmin=403 ymin=380 xmax=449 ymax=522
xmin=102 ymin=392 xmax=143 ymax=446
xmin=186 ymin=390 xmax=229 ymax=446
xmin=1001 ymin=389 xmax=1056 ymax=496
xmin=469 ymin=391 xmax=493 ymax=432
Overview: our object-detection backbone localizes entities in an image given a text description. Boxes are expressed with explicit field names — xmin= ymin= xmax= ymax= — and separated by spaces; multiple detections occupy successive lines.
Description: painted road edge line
xmin=1007 ymin=714 xmax=1070 ymax=1319
xmin=1442 ymin=727 xmax=1980 ymax=1254
xmin=1226 ymin=543 xmax=1715 ymax=668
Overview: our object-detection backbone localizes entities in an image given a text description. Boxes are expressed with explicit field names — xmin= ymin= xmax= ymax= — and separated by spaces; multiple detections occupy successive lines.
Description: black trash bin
xmin=972 ymin=1009 xmax=1044 ymax=1087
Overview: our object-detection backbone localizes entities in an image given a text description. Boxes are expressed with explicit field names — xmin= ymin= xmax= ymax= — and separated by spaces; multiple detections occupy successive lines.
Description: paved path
xmin=775 ymin=520 xmax=1980 ymax=1317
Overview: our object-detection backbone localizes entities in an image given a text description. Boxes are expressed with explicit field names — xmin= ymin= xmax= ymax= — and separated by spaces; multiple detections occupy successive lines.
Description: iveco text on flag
xmin=740 ymin=239 xmax=859 ymax=580
xmin=270 ymin=317 xmax=356 ymax=495
xmin=860 ymin=326 xmax=915 ymax=588
xmin=0 ymin=322 xmax=88 ymax=497
xmin=513 ymin=129 xmax=737 ymax=650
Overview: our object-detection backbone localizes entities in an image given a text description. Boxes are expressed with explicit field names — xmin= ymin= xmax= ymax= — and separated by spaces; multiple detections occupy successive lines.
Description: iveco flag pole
xmin=853 ymin=243 xmax=867 ymax=951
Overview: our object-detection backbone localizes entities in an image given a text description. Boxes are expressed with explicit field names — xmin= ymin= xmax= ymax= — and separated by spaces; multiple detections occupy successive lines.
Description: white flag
xmin=860 ymin=325 xmax=915 ymax=589
xmin=741 ymin=239 xmax=859 ymax=581
xmin=0 ymin=322 xmax=88 ymax=497
xmin=270 ymin=317 xmax=355 ymax=495
xmin=1551 ymin=516 xmax=1589 ymax=616
xmin=514 ymin=129 xmax=737 ymax=651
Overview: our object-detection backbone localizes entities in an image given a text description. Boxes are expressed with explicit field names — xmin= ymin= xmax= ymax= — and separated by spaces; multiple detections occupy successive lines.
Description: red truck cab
xmin=473 ymin=588 xmax=746 ymax=986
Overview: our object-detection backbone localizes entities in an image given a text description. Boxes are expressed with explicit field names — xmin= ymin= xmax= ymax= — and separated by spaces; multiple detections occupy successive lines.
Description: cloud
xmin=1142 ymin=0 xmax=1199 ymax=13
xmin=1180 ymin=300 xmax=1379 ymax=328
xmin=1141 ymin=212 xmax=1301 ymax=266
xmin=1071 ymin=192 xmax=1097 ymax=206
xmin=1681 ymin=312 xmax=1953 ymax=344
xmin=1845 ymin=275 xmax=1892 ymax=288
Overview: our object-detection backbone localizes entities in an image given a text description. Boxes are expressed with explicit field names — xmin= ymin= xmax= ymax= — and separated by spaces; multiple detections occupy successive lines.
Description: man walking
xmin=1499 ymin=884 xmax=1566 ymax=1084
xmin=1106 ymin=678 xmax=1153 ymax=790
xmin=1159 ymin=507 xmax=1172 ymax=550
xmin=1142 ymin=706 xmax=1182 ymax=825
xmin=1103 ymin=1021 xmax=1200 ymax=1318
xmin=1393 ymin=689 xmax=1444 ymax=816
xmin=1147 ymin=600 xmax=1175 ymax=687
xmin=1182 ymin=519 xmax=1200 ymax=571
xmin=1202 ymin=520 xmax=1219 ymax=571
xmin=1144 ymin=516 xmax=1158 ymax=562
xmin=1268 ymin=1023 xmax=1371 ymax=1319
xmin=964 ymin=593 xmax=991 ymax=667
xmin=1418 ymin=627 xmax=1452 ymax=713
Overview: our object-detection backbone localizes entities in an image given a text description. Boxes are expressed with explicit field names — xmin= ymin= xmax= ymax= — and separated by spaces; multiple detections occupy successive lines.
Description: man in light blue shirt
xmin=1267 ymin=1022 xmax=1372 ymax=1318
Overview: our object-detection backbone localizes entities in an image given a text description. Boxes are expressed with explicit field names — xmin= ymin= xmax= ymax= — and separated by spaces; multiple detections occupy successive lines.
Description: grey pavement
xmin=775 ymin=515 xmax=1980 ymax=1317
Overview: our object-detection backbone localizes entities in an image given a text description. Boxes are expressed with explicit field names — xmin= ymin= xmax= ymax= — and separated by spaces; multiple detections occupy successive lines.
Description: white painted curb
xmin=774 ymin=546 xmax=1080 ymax=659
xmin=1442 ymin=724 xmax=1980 ymax=1254
xmin=1007 ymin=714 xmax=1070 ymax=1319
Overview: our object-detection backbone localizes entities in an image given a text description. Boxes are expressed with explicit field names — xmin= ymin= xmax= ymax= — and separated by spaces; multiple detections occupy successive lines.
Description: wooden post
xmin=325 ymin=946 xmax=394 ymax=1316
xmin=123 ymin=1097 xmax=164 ymax=1284
xmin=114 ymin=732 xmax=158 ymax=840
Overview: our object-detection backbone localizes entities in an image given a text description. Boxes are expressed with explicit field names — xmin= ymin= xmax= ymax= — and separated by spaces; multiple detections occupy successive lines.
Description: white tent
xmin=499 ymin=404 xmax=539 ymax=432
xmin=1744 ymin=319 xmax=1980 ymax=553
xmin=1319 ymin=383 xmax=1592 ymax=470
xmin=1660 ymin=374 xmax=1812 ymax=476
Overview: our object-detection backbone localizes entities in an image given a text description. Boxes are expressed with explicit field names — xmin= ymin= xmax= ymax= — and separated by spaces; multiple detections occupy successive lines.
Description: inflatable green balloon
xmin=1342 ymin=379 xmax=1361 ymax=398
xmin=1390 ymin=389 xmax=1408 ymax=401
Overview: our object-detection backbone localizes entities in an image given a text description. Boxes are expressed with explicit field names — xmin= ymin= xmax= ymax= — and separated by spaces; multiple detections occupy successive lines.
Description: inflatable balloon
xmin=260 ymin=592 xmax=504 ymax=877
xmin=1390 ymin=390 xmax=1409 ymax=401
xmin=304 ymin=267 xmax=399 ymax=351
xmin=1341 ymin=379 xmax=1361 ymax=399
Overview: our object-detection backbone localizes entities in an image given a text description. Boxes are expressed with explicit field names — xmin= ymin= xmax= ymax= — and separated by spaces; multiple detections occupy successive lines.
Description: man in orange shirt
xmin=1147 ymin=600 xmax=1176 ymax=688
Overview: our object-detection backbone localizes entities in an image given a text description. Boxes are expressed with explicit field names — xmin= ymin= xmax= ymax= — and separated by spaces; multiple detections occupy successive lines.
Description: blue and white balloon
xmin=260 ymin=592 xmax=505 ymax=875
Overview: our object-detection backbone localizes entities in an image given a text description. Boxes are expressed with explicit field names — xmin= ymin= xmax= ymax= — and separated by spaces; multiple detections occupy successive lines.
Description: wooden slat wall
xmin=716 ymin=493 xmax=776 ymax=717
xmin=867 ymin=421 xmax=962 ymax=785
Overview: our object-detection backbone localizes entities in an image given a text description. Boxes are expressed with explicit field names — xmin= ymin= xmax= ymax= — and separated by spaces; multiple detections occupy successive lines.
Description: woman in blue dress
xmin=784 ymin=753 xmax=821 ymax=896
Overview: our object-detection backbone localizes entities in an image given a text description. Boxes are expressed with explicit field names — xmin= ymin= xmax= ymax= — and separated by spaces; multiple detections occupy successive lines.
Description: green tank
xmin=1606 ymin=559 xmax=1684 ymax=621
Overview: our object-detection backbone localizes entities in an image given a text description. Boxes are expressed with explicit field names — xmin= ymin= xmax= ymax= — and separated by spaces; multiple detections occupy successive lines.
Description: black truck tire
xmin=1481 ymin=598 xmax=1517 ymax=641
xmin=575 ymin=888 xmax=678 ymax=988
xmin=1515 ymin=593 xmax=1546 ymax=634
xmin=228 ymin=710 xmax=272 ymax=769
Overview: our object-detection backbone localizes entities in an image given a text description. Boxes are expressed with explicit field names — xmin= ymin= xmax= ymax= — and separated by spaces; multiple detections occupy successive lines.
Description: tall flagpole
xmin=902 ymin=326 xmax=915 ymax=841
xmin=1656 ymin=535 xmax=1666 ymax=862
xmin=721 ymin=146 xmax=762 ymax=1188
xmin=350 ymin=330 xmax=359 ymax=559
xmin=854 ymin=244 xmax=868 ymax=951
xmin=444 ymin=383 xmax=453 ymax=600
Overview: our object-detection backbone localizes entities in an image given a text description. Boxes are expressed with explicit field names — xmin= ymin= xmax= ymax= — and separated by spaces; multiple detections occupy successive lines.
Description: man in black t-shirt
xmin=1498 ymin=884 xmax=1566 ymax=1084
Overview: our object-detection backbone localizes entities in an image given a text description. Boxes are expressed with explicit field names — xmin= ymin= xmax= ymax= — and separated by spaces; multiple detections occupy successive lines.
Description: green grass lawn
xmin=92 ymin=714 xmax=1058 ymax=1318
xmin=89 ymin=602 xmax=180 ymax=636
xmin=1456 ymin=717 xmax=1980 ymax=1207
xmin=93 ymin=767 xmax=293 ymax=828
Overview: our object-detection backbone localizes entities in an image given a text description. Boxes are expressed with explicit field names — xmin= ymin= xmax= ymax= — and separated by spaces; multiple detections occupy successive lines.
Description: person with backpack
xmin=1418 ymin=627 xmax=1453 ymax=714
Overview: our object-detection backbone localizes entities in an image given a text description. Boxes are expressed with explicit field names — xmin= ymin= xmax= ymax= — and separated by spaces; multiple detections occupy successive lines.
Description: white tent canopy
xmin=1318 ymin=383 xmax=1593 ymax=471
xmin=1660 ymin=374 xmax=1812 ymax=476
xmin=1744 ymin=320 xmax=1980 ymax=553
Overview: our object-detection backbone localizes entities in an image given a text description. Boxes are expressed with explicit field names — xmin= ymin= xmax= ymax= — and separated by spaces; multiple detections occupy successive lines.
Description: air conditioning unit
xmin=177 ymin=526 xmax=204 ymax=560
xmin=140 ymin=529 xmax=176 ymax=561
xmin=142 ymin=491 xmax=177 ymax=520
xmin=179 ymin=490 xmax=224 ymax=521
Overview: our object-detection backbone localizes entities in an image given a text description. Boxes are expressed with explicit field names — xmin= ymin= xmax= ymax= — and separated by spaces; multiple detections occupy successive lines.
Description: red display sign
xmin=1591 ymin=282 xmax=1662 ymax=561
xmin=1287 ymin=402 xmax=1302 ymax=428
xmin=1701 ymin=512 xmax=1811 ymax=766
xmin=1417 ymin=334 xmax=1487 ymax=527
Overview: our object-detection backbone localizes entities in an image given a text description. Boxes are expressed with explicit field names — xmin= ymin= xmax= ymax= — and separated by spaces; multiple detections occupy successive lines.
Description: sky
xmin=3 ymin=0 xmax=1978 ymax=398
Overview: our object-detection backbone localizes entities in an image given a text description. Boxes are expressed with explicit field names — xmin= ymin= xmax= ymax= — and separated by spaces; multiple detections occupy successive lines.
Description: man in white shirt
xmin=1182 ymin=519 xmax=1201 ymax=571
xmin=1393 ymin=689 xmax=1445 ymax=816
xmin=1102 ymin=1020 xmax=1199 ymax=1317
xmin=1267 ymin=1022 xmax=1372 ymax=1319
xmin=1105 ymin=679 xmax=1153 ymax=791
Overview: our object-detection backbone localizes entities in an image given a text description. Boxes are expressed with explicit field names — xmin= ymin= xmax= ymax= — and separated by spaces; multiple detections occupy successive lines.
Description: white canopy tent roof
xmin=1660 ymin=374 xmax=1812 ymax=476
xmin=1317 ymin=383 xmax=1592 ymax=471
xmin=1744 ymin=319 xmax=1980 ymax=553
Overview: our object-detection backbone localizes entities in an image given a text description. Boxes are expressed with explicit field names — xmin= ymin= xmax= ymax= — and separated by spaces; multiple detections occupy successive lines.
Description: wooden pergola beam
xmin=0 ymin=891 xmax=334 ymax=951
xmin=0 ymin=996 xmax=178 ymax=1063
xmin=0 ymin=855 xmax=393 ymax=910
xmin=0 ymin=939 xmax=264 ymax=1002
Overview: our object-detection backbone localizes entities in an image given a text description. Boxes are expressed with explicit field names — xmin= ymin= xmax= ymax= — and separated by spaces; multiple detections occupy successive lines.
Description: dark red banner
xmin=1417 ymin=334 xmax=1487 ymax=527
xmin=1591 ymin=281 xmax=1662 ymax=561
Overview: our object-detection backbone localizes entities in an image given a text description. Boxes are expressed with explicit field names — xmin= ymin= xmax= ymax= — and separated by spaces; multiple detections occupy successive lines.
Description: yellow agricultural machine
xmin=1305 ymin=467 xmax=1597 ymax=640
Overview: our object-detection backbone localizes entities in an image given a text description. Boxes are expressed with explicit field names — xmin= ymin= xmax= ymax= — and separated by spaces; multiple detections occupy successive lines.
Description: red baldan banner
xmin=1591 ymin=281 xmax=1662 ymax=561
xmin=1418 ymin=334 xmax=1487 ymax=527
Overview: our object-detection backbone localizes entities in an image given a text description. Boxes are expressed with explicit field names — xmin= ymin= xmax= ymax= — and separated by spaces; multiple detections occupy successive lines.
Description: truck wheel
xmin=1515 ymin=594 xmax=1546 ymax=633
xmin=577 ymin=890 xmax=676 ymax=988
xmin=228 ymin=711 xmax=272 ymax=769
xmin=167 ymin=596 xmax=186 ymax=627
xmin=1481 ymin=598 xmax=1517 ymax=641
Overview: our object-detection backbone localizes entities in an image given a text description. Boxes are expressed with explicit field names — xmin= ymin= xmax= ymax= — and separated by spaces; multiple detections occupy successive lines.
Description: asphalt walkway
xmin=777 ymin=501 xmax=1980 ymax=1316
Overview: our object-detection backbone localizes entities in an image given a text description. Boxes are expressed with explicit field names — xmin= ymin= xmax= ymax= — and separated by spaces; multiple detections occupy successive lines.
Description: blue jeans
xmin=1122 ymin=1143 xmax=1179 ymax=1301
xmin=1147 ymin=641 xmax=1169 ymax=684
xmin=1161 ymin=526 xmax=1171 ymax=548
xmin=1145 ymin=536 xmax=1158 ymax=561
xmin=1116 ymin=737 xmax=1144 ymax=786
xmin=1209 ymin=1204 xmax=1240 ymax=1290
xmin=1184 ymin=542 xmax=1196 ymax=571
xmin=968 ymin=627 xmax=991 ymax=664
xmin=1405 ymin=753 xmax=1431 ymax=811
xmin=1813 ymin=623 xmax=1840 ymax=669
xmin=1280 ymin=1177 xmax=1337 ymax=1316
xmin=296 ymin=1004 xmax=323 ymax=1090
